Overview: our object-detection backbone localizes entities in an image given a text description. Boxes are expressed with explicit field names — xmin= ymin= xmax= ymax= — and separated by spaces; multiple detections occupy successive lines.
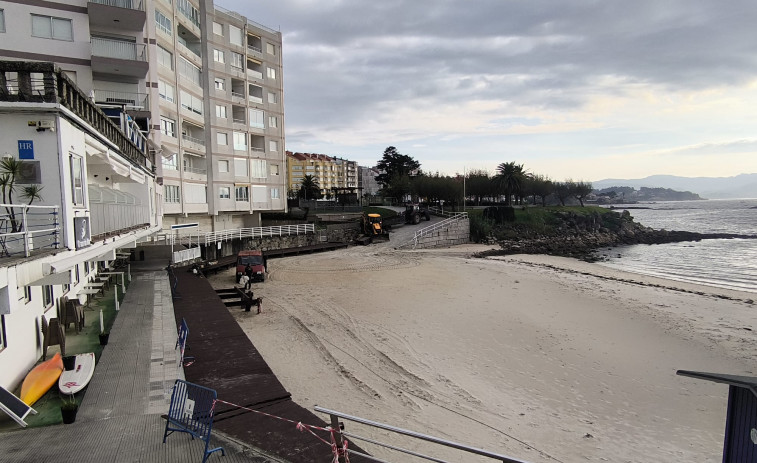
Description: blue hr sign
xmin=18 ymin=140 xmax=34 ymax=159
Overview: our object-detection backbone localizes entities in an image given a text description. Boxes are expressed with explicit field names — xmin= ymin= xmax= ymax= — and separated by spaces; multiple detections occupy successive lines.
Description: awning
xmin=28 ymin=270 xmax=72 ymax=286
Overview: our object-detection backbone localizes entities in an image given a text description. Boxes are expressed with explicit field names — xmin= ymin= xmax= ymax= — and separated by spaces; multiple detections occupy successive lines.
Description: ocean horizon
xmin=597 ymin=198 xmax=757 ymax=293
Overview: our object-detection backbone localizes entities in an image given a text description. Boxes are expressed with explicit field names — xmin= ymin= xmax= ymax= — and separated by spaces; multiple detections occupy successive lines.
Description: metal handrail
xmin=0 ymin=204 xmax=60 ymax=258
xmin=175 ymin=223 xmax=315 ymax=246
xmin=94 ymin=89 xmax=148 ymax=109
xmin=314 ymin=406 xmax=530 ymax=463
xmin=398 ymin=212 xmax=468 ymax=249
xmin=182 ymin=133 xmax=205 ymax=146
xmin=247 ymin=45 xmax=262 ymax=54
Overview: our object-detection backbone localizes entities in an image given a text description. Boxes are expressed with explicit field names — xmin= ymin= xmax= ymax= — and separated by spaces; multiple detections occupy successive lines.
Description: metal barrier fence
xmin=174 ymin=223 xmax=315 ymax=247
xmin=0 ymin=204 xmax=60 ymax=257
xmin=315 ymin=406 xmax=530 ymax=463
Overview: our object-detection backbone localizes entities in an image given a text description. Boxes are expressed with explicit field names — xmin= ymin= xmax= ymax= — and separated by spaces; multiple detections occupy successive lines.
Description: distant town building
xmin=286 ymin=151 xmax=358 ymax=197
xmin=359 ymin=166 xmax=381 ymax=197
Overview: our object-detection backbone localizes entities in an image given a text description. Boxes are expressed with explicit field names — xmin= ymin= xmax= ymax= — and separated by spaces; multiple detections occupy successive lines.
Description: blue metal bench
xmin=162 ymin=380 xmax=225 ymax=463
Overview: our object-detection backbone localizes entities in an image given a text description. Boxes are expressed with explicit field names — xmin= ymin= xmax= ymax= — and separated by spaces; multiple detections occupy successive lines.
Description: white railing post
xmin=22 ymin=206 xmax=30 ymax=257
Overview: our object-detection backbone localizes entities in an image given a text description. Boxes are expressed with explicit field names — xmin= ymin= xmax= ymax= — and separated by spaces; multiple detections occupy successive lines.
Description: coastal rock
xmin=479 ymin=209 xmax=757 ymax=261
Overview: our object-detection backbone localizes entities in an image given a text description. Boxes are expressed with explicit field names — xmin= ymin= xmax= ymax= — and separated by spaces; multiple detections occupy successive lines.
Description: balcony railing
xmin=94 ymin=89 xmax=148 ymax=109
xmin=246 ymin=69 xmax=262 ymax=80
xmin=248 ymin=95 xmax=262 ymax=104
xmin=0 ymin=204 xmax=60 ymax=258
xmin=156 ymin=21 xmax=171 ymax=36
xmin=183 ymin=165 xmax=206 ymax=175
xmin=91 ymin=37 xmax=147 ymax=61
xmin=231 ymin=91 xmax=244 ymax=99
xmin=247 ymin=45 xmax=262 ymax=55
xmin=0 ymin=61 xmax=152 ymax=170
xmin=232 ymin=118 xmax=245 ymax=124
xmin=89 ymin=0 xmax=144 ymax=10
xmin=182 ymin=133 xmax=205 ymax=146
xmin=230 ymin=64 xmax=244 ymax=74
xmin=251 ymin=147 xmax=264 ymax=152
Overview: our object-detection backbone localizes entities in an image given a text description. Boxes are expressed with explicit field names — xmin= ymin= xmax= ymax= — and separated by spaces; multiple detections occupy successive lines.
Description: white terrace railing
xmin=0 ymin=204 xmax=60 ymax=258
xmin=173 ymin=223 xmax=315 ymax=247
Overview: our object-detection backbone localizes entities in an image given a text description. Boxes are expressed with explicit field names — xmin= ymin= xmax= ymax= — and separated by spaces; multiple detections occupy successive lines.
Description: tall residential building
xmin=0 ymin=0 xmax=287 ymax=232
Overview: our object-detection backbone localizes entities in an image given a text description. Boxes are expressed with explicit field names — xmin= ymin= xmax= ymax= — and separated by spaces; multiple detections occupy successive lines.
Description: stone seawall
xmin=404 ymin=217 xmax=470 ymax=249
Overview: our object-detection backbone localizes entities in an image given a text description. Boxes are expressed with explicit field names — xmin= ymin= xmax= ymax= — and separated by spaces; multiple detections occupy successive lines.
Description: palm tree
xmin=493 ymin=162 xmax=527 ymax=206
xmin=299 ymin=175 xmax=321 ymax=200
xmin=0 ymin=158 xmax=44 ymax=233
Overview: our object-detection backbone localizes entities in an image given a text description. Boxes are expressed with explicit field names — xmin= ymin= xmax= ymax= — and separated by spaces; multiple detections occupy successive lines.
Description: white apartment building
xmin=0 ymin=0 xmax=287 ymax=233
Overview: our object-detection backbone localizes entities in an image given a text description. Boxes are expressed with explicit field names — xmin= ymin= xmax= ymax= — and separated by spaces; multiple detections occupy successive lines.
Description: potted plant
xmin=60 ymin=396 xmax=78 ymax=424
xmin=98 ymin=331 xmax=110 ymax=346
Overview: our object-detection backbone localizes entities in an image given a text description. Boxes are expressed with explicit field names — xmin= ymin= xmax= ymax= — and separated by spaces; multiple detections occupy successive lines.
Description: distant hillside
xmin=592 ymin=174 xmax=757 ymax=199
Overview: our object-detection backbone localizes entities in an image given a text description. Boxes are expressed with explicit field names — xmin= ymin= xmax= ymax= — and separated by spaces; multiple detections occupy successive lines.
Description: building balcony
xmin=0 ymin=61 xmax=151 ymax=170
xmin=183 ymin=165 xmax=206 ymax=175
xmin=88 ymin=0 xmax=146 ymax=31
xmin=90 ymin=38 xmax=148 ymax=78
xmin=247 ymin=44 xmax=262 ymax=56
xmin=246 ymin=68 xmax=263 ymax=80
xmin=93 ymin=89 xmax=148 ymax=110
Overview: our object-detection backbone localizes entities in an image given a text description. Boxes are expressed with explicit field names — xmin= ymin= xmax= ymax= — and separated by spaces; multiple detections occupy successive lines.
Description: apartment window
xmin=252 ymin=185 xmax=266 ymax=202
xmin=230 ymin=52 xmax=243 ymax=70
xmin=215 ymin=104 xmax=227 ymax=118
xmin=22 ymin=286 xmax=32 ymax=303
xmin=180 ymin=90 xmax=203 ymax=115
xmin=0 ymin=9 xmax=6 ymax=33
xmin=43 ymin=285 xmax=53 ymax=309
xmin=160 ymin=117 xmax=176 ymax=137
xmin=271 ymin=188 xmax=280 ymax=199
xmin=219 ymin=186 xmax=230 ymax=199
xmin=74 ymin=265 xmax=79 ymax=284
xmin=229 ymin=24 xmax=242 ymax=46
xmin=234 ymin=158 xmax=247 ymax=176
xmin=158 ymin=80 xmax=175 ymax=103
xmin=212 ymin=21 xmax=223 ymax=36
xmin=185 ymin=184 xmax=206 ymax=203
xmin=266 ymin=43 xmax=275 ymax=55
xmin=214 ymin=77 xmax=225 ymax=90
xmin=251 ymin=159 xmax=267 ymax=178
xmin=163 ymin=153 xmax=177 ymax=170
xmin=155 ymin=9 xmax=172 ymax=36
xmin=213 ymin=49 xmax=225 ymax=63
xmin=232 ymin=132 xmax=247 ymax=151
xmin=235 ymin=185 xmax=249 ymax=201
xmin=216 ymin=132 xmax=228 ymax=145
xmin=165 ymin=185 xmax=180 ymax=203
xmin=266 ymin=67 xmax=276 ymax=80
xmin=292 ymin=165 xmax=302 ymax=170
xmin=218 ymin=160 xmax=229 ymax=173
xmin=249 ymin=109 xmax=264 ymax=129
xmin=70 ymin=154 xmax=84 ymax=205
xmin=178 ymin=57 xmax=201 ymax=86
xmin=267 ymin=92 xmax=277 ymax=104
xmin=269 ymin=140 xmax=278 ymax=152
xmin=157 ymin=45 xmax=173 ymax=70
xmin=31 ymin=14 xmax=73 ymax=41
xmin=268 ymin=116 xmax=277 ymax=128
xmin=84 ymin=261 xmax=90 ymax=273
xmin=270 ymin=164 xmax=280 ymax=176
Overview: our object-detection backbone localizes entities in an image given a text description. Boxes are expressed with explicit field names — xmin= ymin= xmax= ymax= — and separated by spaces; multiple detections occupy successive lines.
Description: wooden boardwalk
xmin=172 ymin=268 xmax=371 ymax=462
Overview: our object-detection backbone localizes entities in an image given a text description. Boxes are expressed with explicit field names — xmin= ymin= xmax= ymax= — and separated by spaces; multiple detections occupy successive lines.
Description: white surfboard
xmin=58 ymin=353 xmax=96 ymax=395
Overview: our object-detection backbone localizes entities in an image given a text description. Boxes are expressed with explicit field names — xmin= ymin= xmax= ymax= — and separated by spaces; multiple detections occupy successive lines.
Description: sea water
xmin=596 ymin=199 xmax=757 ymax=293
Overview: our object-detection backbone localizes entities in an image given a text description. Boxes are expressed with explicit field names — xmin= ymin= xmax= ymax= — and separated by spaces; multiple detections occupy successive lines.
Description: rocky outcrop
xmin=478 ymin=209 xmax=756 ymax=261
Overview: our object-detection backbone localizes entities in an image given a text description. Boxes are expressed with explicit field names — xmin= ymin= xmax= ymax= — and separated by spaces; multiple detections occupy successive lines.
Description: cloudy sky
xmin=225 ymin=0 xmax=757 ymax=182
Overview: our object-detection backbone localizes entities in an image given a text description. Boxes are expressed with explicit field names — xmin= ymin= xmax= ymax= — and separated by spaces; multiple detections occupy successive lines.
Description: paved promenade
xmin=0 ymin=248 xmax=280 ymax=463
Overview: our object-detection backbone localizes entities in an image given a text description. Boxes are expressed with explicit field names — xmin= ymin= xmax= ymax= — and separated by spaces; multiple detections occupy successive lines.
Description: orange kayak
xmin=20 ymin=352 xmax=64 ymax=406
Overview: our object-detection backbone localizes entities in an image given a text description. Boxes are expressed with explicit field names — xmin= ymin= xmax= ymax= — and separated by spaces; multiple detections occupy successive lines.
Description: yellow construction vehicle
xmin=357 ymin=213 xmax=390 ymax=245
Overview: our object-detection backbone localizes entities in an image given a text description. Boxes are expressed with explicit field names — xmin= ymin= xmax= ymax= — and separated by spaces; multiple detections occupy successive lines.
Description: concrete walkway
xmin=0 ymin=248 xmax=280 ymax=463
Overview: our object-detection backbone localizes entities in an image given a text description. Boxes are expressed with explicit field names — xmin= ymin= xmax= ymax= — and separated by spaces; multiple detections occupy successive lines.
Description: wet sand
xmin=207 ymin=244 xmax=756 ymax=462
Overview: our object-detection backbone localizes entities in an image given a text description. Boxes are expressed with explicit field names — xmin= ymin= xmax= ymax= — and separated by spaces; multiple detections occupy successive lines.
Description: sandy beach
xmin=207 ymin=243 xmax=756 ymax=462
